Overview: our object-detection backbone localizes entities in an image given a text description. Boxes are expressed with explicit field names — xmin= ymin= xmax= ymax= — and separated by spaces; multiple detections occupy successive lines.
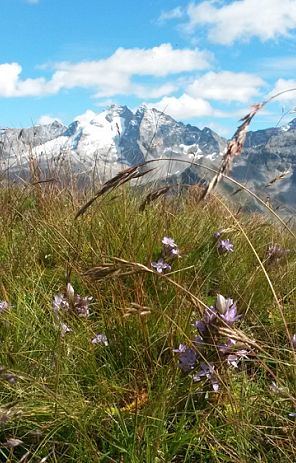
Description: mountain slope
xmin=1 ymin=105 xmax=296 ymax=210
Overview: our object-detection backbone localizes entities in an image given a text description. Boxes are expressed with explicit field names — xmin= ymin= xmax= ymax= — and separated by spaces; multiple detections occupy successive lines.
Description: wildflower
xmin=52 ymin=294 xmax=69 ymax=313
xmin=270 ymin=382 xmax=285 ymax=394
xmin=213 ymin=231 xmax=221 ymax=240
xmin=0 ymin=367 xmax=17 ymax=384
xmin=218 ymin=338 xmax=236 ymax=354
xmin=0 ymin=300 xmax=10 ymax=314
xmin=53 ymin=285 xmax=92 ymax=318
xmin=267 ymin=244 xmax=289 ymax=263
xmin=288 ymin=410 xmax=296 ymax=417
xmin=162 ymin=236 xmax=181 ymax=257
xmin=291 ymin=334 xmax=296 ymax=350
xmin=162 ymin=236 xmax=176 ymax=248
xmin=66 ymin=282 xmax=75 ymax=301
xmin=218 ymin=239 xmax=234 ymax=253
xmin=226 ymin=350 xmax=249 ymax=368
xmin=74 ymin=295 xmax=92 ymax=318
xmin=220 ymin=300 xmax=241 ymax=325
xmin=151 ymin=258 xmax=171 ymax=273
xmin=3 ymin=438 xmax=23 ymax=448
xmin=173 ymin=344 xmax=197 ymax=372
xmin=204 ymin=306 xmax=218 ymax=324
xmin=60 ymin=323 xmax=72 ymax=337
xmin=192 ymin=362 xmax=219 ymax=391
xmin=92 ymin=333 xmax=109 ymax=346
xmin=216 ymin=294 xmax=229 ymax=314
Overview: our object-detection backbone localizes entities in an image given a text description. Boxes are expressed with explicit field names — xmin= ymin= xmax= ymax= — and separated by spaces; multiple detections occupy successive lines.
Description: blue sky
xmin=1 ymin=0 xmax=296 ymax=136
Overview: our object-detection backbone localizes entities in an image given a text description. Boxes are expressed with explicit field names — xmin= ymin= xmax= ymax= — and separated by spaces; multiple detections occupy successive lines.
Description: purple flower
xmin=92 ymin=333 xmax=109 ymax=346
xmin=192 ymin=363 xmax=219 ymax=391
xmin=173 ymin=344 xmax=197 ymax=372
xmin=74 ymin=295 xmax=92 ymax=318
xmin=151 ymin=258 xmax=171 ymax=273
xmin=289 ymin=411 xmax=296 ymax=417
xmin=60 ymin=323 xmax=72 ymax=337
xmin=53 ymin=285 xmax=92 ymax=318
xmin=220 ymin=301 xmax=241 ymax=325
xmin=162 ymin=236 xmax=176 ymax=248
xmin=226 ymin=350 xmax=249 ymax=368
xmin=52 ymin=294 xmax=69 ymax=312
xmin=218 ymin=239 xmax=234 ymax=253
xmin=0 ymin=300 xmax=10 ymax=314
xmin=216 ymin=294 xmax=234 ymax=315
xmin=267 ymin=244 xmax=289 ymax=263
xmin=162 ymin=236 xmax=181 ymax=258
xmin=218 ymin=338 xmax=236 ymax=354
xmin=291 ymin=334 xmax=296 ymax=350
xmin=213 ymin=231 xmax=221 ymax=240
xmin=204 ymin=306 xmax=218 ymax=324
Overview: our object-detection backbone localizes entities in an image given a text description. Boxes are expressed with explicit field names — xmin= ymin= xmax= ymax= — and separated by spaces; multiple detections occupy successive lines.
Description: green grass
xmin=0 ymin=183 xmax=295 ymax=462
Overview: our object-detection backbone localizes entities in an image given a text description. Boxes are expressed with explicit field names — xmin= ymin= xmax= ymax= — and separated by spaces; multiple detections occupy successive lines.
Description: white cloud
xmin=37 ymin=115 xmax=63 ymax=125
xmin=268 ymin=79 xmax=296 ymax=102
xmin=148 ymin=93 xmax=223 ymax=120
xmin=184 ymin=0 xmax=296 ymax=45
xmin=158 ymin=7 xmax=184 ymax=23
xmin=0 ymin=44 xmax=211 ymax=99
xmin=0 ymin=63 xmax=48 ymax=97
xmin=187 ymin=71 xmax=265 ymax=103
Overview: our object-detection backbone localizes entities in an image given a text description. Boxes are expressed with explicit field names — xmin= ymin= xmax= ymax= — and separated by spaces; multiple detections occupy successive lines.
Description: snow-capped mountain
xmin=1 ymin=104 xmax=296 ymax=210
xmin=0 ymin=105 xmax=226 ymax=183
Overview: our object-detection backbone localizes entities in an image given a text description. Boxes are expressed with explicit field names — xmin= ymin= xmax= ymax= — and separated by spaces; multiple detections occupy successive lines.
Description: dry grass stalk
xmin=201 ymin=87 xmax=296 ymax=200
xmin=265 ymin=170 xmax=290 ymax=187
xmin=139 ymin=185 xmax=171 ymax=211
xmin=201 ymin=103 xmax=263 ymax=200
xmin=75 ymin=164 xmax=154 ymax=218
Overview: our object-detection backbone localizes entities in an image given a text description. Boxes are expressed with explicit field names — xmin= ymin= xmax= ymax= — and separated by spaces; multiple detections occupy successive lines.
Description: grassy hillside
xmin=0 ymin=181 xmax=295 ymax=462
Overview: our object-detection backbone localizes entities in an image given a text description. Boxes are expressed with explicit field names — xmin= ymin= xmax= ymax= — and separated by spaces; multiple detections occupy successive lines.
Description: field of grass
xmin=0 ymin=180 xmax=295 ymax=462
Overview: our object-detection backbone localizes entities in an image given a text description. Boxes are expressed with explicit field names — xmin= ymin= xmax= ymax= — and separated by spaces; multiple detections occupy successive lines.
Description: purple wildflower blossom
xmin=0 ymin=301 xmax=10 ymax=314
xmin=213 ymin=231 xmax=221 ymax=240
xmin=151 ymin=258 xmax=171 ymax=273
xmin=52 ymin=294 xmax=69 ymax=313
xmin=204 ymin=306 xmax=218 ymax=324
xmin=291 ymin=334 xmax=296 ymax=350
xmin=74 ymin=295 xmax=92 ymax=318
xmin=289 ymin=411 xmax=296 ymax=417
xmin=218 ymin=338 xmax=236 ymax=354
xmin=173 ymin=344 xmax=197 ymax=372
xmin=192 ymin=362 xmax=219 ymax=391
xmin=162 ymin=236 xmax=181 ymax=258
xmin=226 ymin=350 xmax=249 ymax=368
xmin=220 ymin=301 xmax=241 ymax=325
xmin=162 ymin=236 xmax=176 ymax=248
xmin=60 ymin=323 xmax=72 ymax=337
xmin=92 ymin=333 xmax=109 ymax=346
xmin=267 ymin=244 xmax=290 ymax=263
xmin=218 ymin=239 xmax=234 ymax=254
xmin=53 ymin=285 xmax=92 ymax=318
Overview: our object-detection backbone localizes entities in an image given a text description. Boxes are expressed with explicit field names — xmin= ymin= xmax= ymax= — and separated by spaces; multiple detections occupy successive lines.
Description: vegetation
xmin=0 ymin=178 xmax=295 ymax=462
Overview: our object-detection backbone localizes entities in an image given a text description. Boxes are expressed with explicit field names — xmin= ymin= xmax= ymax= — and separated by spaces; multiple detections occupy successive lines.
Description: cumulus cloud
xmin=0 ymin=63 xmax=48 ymax=97
xmin=183 ymin=0 xmax=296 ymax=45
xmin=37 ymin=115 xmax=63 ymax=125
xmin=147 ymin=93 xmax=223 ymax=120
xmin=268 ymin=79 xmax=296 ymax=102
xmin=158 ymin=7 xmax=184 ymax=23
xmin=187 ymin=71 xmax=265 ymax=103
xmin=0 ymin=44 xmax=211 ymax=99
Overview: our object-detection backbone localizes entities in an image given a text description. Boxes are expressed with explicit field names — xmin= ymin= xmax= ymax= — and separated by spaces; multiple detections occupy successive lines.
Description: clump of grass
xmin=0 ymin=180 xmax=295 ymax=462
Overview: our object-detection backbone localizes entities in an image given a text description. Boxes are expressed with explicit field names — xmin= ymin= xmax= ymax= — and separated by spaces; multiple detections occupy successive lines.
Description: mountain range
xmin=1 ymin=104 xmax=296 ymax=210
